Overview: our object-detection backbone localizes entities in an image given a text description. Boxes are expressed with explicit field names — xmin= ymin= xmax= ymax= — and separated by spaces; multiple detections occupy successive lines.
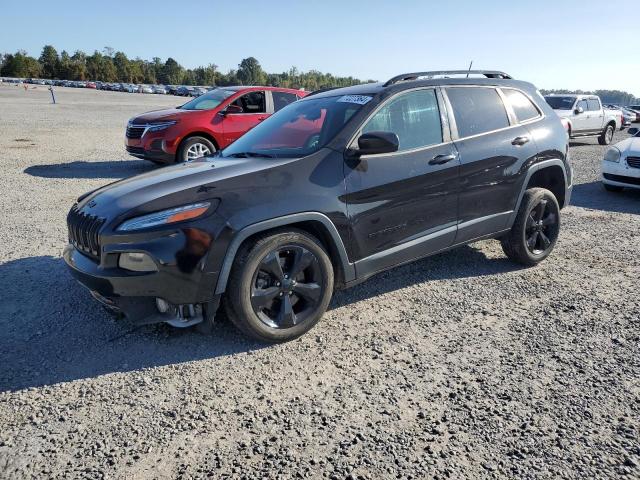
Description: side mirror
xmin=628 ymin=127 xmax=639 ymax=136
xmin=575 ymin=107 xmax=584 ymax=114
xmin=355 ymin=131 xmax=399 ymax=156
xmin=221 ymin=104 xmax=243 ymax=116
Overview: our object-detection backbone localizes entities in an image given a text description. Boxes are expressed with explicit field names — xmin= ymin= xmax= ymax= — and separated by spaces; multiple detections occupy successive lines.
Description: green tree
xmin=0 ymin=51 xmax=41 ymax=77
xmin=237 ymin=57 xmax=266 ymax=85
xmin=159 ymin=57 xmax=183 ymax=85
xmin=38 ymin=45 xmax=58 ymax=78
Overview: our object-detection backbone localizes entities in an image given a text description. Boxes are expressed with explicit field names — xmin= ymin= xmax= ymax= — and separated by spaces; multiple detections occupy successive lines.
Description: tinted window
xmin=544 ymin=96 xmax=575 ymax=110
xmin=503 ymin=89 xmax=540 ymax=122
xmin=231 ymin=91 xmax=266 ymax=113
xmin=447 ymin=87 xmax=510 ymax=138
xmin=587 ymin=99 xmax=600 ymax=111
xmin=273 ymin=91 xmax=298 ymax=112
xmin=362 ymin=89 xmax=442 ymax=151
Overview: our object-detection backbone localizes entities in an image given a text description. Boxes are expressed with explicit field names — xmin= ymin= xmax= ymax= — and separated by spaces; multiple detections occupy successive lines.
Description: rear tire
xmin=501 ymin=188 xmax=560 ymax=266
xmin=603 ymin=183 xmax=624 ymax=192
xmin=598 ymin=124 xmax=614 ymax=145
xmin=177 ymin=136 xmax=216 ymax=163
xmin=225 ymin=229 xmax=334 ymax=342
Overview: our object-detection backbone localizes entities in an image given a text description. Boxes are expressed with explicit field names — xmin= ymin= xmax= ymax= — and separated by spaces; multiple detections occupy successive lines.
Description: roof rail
xmin=383 ymin=70 xmax=513 ymax=87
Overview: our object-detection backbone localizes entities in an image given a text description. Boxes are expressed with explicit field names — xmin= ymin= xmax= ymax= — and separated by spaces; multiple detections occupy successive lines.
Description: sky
xmin=1 ymin=0 xmax=638 ymax=95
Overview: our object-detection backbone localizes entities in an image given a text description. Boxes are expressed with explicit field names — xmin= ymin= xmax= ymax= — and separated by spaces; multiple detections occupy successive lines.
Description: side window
xmin=362 ymin=89 xmax=442 ymax=151
xmin=502 ymin=88 xmax=540 ymax=123
xmin=232 ymin=91 xmax=266 ymax=113
xmin=577 ymin=99 xmax=589 ymax=112
xmin=587 ymin=99 xmax=600 ymax=111
xmin=447 ymin=87 xmax=510 ymax=138
xmin=273 ymin=91 xmax=298 ymax=112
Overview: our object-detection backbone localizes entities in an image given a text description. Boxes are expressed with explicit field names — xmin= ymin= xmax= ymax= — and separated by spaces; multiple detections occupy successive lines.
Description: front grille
xmin=626 ymin=156 xmax=640 ymax=169
xmin=67 ymin=205 xmax=106 ymax=259
xmin=603 ymin=173 xmax=640 ymax=186
xmin=126 ymin=125 xmax=145 ymax=139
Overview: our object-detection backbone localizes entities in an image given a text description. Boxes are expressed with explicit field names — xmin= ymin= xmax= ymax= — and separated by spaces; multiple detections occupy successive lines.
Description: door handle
xmin=428 ymin=153 xmax=457 ymax=165
xmin=512 ymin=136 xmax=530 ymax=146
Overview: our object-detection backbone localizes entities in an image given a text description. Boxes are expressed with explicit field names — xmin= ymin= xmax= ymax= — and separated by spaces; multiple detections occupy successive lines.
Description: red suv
xmin=125 ymin=86 xmax=307 ymax=164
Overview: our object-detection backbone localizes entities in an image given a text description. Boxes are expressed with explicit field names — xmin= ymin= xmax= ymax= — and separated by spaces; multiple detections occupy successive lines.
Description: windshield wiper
xmin=227 ymin=152 xmax=275 ymax=158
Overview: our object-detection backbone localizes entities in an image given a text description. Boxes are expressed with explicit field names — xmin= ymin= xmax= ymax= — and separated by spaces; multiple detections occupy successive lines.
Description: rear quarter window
xmin=502 ymin=88 xmax=541 ymax=123
xmin=447 ymin=87 xmax=510 ymax=138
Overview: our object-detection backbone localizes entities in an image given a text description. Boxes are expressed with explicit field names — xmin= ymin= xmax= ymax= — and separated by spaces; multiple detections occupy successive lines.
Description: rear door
xmin=222 ymin=90 xmax=269 ymax=144
xmin=344 ymin=88 xmax=460 ymax=274
xmin=272 ymin=90 xmax=299 ymax=112
xmin=586 ymin=98 xmax=604 ymax=132
xmin=444 ymin=86 xmax=540 ymax=243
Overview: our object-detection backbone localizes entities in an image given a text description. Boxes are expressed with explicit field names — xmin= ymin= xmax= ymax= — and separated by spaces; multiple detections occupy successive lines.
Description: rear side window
xmin=362 ymin=89 xmax=442 ymax=151
xmin=273 ymin=91 xmax=298 ymax=112
xmin=587 ymin=99 xmax=600 ymax=111
xmin=503 ymin=89 xmax=540 ymax=123
xmin=447 ymin=87 xmax=510 ymax=138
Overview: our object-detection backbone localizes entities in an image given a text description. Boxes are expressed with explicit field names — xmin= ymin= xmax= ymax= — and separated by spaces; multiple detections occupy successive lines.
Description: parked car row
xmin=0 ymin=77 xmax=215 ymax=97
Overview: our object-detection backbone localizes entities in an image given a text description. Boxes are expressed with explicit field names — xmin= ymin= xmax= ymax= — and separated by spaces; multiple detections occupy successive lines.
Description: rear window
xmin=503 ymin=89 xmax=540 ymax=123
xmin=447 ymin=87 xmax=510 ymax=138
xmin=273 ymin=91 xmax=298 ymax=112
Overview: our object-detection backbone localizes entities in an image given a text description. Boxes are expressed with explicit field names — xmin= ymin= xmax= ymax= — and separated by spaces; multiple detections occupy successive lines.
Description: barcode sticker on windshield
xmin=337 ymin=95 xmax=372 ymax=105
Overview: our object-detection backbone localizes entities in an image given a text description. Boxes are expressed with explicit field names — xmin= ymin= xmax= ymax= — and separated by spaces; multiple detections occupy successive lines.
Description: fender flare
xmin=507 ymin=159 xmax=570 ymax=226
xmin=214 ymin=212 xmax=356 ymax=294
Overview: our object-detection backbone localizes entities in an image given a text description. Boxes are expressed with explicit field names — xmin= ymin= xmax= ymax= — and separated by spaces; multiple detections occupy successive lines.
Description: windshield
xmin=180 ymin=88 xmax=233 ymax=110
xmin=221 ymin=95 xmax=367 ymax=159
xmin=544 ymin=96 xmax=576 ymax=110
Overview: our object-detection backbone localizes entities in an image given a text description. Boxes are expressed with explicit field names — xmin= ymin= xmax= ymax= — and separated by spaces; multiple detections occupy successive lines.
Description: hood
xmin=77 ymin=156 xmax=294 ymax=220
xmin=130 ymin=108 xmax=201 ymax=124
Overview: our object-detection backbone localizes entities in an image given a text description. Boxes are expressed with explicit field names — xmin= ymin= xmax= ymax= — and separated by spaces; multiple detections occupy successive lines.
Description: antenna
xmin=466 ymin=61 xmax=473 ymax=78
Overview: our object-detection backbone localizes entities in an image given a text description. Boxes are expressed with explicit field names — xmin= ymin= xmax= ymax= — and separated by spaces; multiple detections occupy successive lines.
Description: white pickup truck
xmin=544 ymin=94 xmax=621 ymax=145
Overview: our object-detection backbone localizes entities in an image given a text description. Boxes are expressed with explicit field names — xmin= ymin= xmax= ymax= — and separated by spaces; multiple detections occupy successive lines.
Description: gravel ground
xmin=0 ymin=84 xmax=638 ymax=479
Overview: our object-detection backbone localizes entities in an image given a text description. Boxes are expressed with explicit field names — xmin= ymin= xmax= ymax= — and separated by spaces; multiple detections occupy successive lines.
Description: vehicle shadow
xmin=23 ymin=160 xmax=156 ymax=179
xmin=1 ymin=244 xmax=519 ymax=392
xmin=331 ymin=243 xmax=523 ymax=309
xmin=570 ymin=181 xmax=640 ymax=215
xmin=0 ymin=255 xmax=264 ymax=393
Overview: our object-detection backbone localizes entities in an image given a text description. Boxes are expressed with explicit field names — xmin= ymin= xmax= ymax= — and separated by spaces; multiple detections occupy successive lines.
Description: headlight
xmin=117 ymin=202 xmax=213 ymax=231
xmin=603 ymin=147 xmax=621 ymax=163
xmin=148 ymin=120 xmax=177 ymax=132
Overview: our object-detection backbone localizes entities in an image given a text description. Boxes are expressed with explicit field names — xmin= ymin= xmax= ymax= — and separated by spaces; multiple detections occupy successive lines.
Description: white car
xmin=601 ymin=127 xmax=640 ymax=192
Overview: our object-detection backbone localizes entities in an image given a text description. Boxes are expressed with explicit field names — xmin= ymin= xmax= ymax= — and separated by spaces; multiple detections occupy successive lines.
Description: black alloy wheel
xmin=251 ymin=246 xmax=323 ymax=329
xmin=524 ymin=198 xmax=559 ymax=255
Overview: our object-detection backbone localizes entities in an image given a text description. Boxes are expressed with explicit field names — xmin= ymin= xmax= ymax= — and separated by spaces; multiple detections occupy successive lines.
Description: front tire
xmin=501 ymin=188 xmax=560 ymax=266
xmin=177 ymin=136 xmax=216 ymax=163
xmin=225 ymin=230 xmax=334 ymax=342
xmin=598 ymin=124 xmax=614 ymax=145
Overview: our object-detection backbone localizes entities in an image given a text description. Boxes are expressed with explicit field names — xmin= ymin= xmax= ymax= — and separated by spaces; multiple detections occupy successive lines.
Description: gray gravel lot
xmin=0 ymin=84 xmax=638 ymax=479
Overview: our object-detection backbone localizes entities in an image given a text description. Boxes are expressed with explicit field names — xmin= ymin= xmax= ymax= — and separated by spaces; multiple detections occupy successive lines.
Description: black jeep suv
xmin=64 ymin=70 xmax=572 ymax=342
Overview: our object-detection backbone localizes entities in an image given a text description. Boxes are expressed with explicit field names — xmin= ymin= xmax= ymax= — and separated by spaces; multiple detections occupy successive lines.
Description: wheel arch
xmin=178 ymin=131 xmax=220 ymax=152
xmin=214 ymin=213 xmax=355 ymax=295
xmin=508 ymin=159 xmax=569 ymax=227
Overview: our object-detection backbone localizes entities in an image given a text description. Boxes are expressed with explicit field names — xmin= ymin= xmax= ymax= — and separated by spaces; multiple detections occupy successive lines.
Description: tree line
xmin=0 ymin=45 xmax=372 ymax=90
xmin=540 ymin=89 xmax=638 ymax=107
